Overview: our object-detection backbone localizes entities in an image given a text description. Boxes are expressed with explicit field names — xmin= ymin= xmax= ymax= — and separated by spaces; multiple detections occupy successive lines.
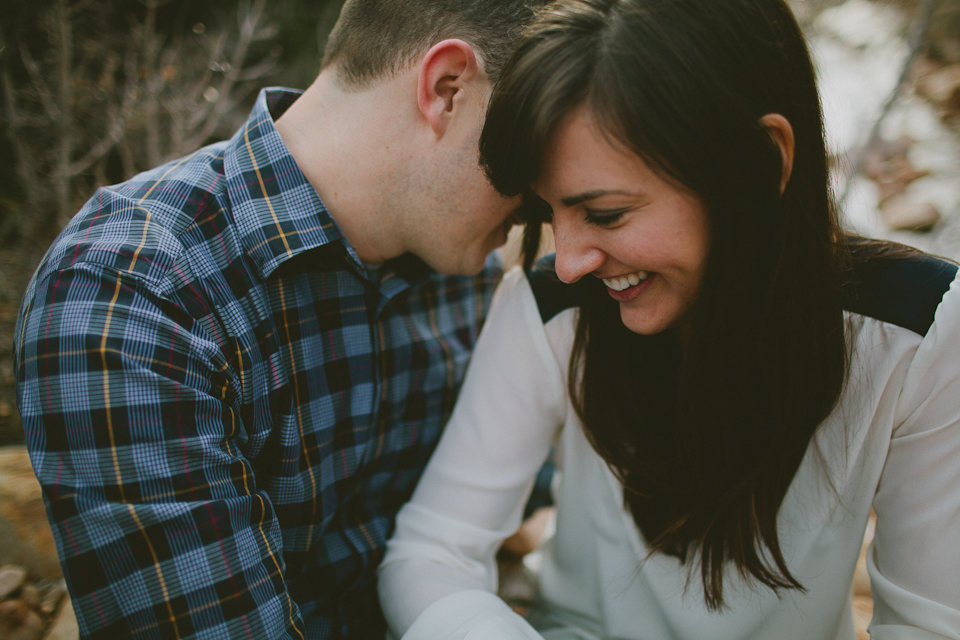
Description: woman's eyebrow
xmin=560 ymin=189 xmax=634 ymax=207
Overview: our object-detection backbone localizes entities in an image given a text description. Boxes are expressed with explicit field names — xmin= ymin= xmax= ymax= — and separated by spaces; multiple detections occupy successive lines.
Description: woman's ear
xmin=759 ymin=113 xmax=795 ymax=195
xmin=416 ymin=39 xmax=481 ymax=138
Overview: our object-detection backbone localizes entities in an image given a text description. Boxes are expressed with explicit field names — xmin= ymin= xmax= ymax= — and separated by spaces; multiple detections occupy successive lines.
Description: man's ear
xmin=417 ymin=39 xmax=481 ymax=138
xmin=759 ymin=113 xmax=795 ymax=195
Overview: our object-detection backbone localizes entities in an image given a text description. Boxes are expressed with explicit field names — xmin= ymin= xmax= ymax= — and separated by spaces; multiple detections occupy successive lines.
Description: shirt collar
xmin=223 ymin=87 xmax=346 ymax=280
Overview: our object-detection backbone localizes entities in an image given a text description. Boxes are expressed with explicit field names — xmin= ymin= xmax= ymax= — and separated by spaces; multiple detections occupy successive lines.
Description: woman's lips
xmin=604 ymin=272 xmax=654 ymax=302
xmin=602 ymin=270 xmax=649 ymax=291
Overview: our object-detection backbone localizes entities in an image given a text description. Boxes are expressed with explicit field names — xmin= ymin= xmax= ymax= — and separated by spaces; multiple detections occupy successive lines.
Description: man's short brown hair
xmin=321 ymin=0 xmax=549 ymax=88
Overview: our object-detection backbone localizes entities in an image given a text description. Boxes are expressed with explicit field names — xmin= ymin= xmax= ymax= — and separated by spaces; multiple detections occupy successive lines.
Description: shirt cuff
xmin=399 ymin=589 xmax=543 ymax=640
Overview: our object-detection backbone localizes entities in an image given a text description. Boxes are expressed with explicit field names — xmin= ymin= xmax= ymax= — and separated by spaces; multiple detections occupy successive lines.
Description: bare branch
xmin=253 ymin=26 xmax=279 ymax=42
xmin=55 ymin=0 xmax=76 ymax=225
xmin=136 ymin=0 xmax=176 ymax=10
xmin=1 ymin=113 xmax=48 ymax=128
xmin=185 ymin=0 xmax=269 ymax=144
xmin=3 ymin=0 xmax=287 ymax=228
xmin=19 ymin=47 xmax=59 ymax=121
xmin=184 ymin=31 xmax=227 ymax=131
xmin=237 ymin=0 xmax=264 ymax=39
xmin=139 ymin=0 xmax=164 ymax=168
xmin=68 ymin=59 xmax=143 ymax=177
xmin=92 ymin=154 xmax=107 ymax=190
xmin=235 ymin=52 xmax=280 ymax=82
xmin=1 ymin=63 xmax=42 ymax=211
xmin=117 ymin=137 xmax=137 ymax=178
xmin=65 ymin=0 xmax=97 ymax=18
xmin=65 ymin=100 xmax=132 ymax=176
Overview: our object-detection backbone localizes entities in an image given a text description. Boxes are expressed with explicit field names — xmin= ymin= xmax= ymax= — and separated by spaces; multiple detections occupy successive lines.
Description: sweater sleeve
xmin=378 ymin=268 xmax=567 ymax=639
xmin=869 ymin=272 xmax=960 ymax=639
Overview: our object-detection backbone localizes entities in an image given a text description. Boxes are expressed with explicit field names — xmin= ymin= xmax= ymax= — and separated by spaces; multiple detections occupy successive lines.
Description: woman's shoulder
xmin=838 ymin=240 xmax=960 ymax=443
xmin=842 ymin=238 xmax=959 ymax=336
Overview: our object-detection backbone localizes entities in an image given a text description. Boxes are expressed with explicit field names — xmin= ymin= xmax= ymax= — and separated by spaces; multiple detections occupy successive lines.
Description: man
xmin=14 ymin=1 xmax=548 ymax=637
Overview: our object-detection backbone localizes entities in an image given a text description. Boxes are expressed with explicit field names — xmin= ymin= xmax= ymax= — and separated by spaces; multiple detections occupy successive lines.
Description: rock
xmin=0 ymin=600 xmax=44 ymax=640
xmin=0 ymin=447 xmax=63 ymax=580
xmin=38 ymin=580 xmax=66 ymax=616
xmin=20 ymin=584 xmax=39 ymax=610
xmin=43 ymin=597 xmax=79 ymax=640
xmin=815 ymin=0 xmax=903 ymax=49
xmin=915 ymin=64 xmax=960 ymax=113
xmin=862 ymin=136 xmax=931 ymax=204
xmin=0 ymin=565 xmax=27 ymax=600
xmin=879 ymin=195 xmax=940 ymax=231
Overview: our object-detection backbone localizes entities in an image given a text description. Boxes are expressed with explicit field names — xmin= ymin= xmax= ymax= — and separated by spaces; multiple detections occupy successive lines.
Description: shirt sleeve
xmin=378 ymin=268 xmax=567 ymax=640
xmin=15 ymin=263 xmax=305 ymax=640
xmin=869 ymin=273 xmax=960 ymax=639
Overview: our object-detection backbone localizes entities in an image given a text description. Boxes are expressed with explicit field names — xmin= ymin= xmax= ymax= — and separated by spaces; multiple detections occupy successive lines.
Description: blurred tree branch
xmin=0 ymin=0 xmax=336 ymax=447
xmin=0 ymin=0 xmax=281 ymax=236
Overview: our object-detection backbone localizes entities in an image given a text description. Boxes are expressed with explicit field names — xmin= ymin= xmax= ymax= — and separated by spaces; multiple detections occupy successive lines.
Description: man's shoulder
xmin=36 ymin=141 xmax=235 ymax=291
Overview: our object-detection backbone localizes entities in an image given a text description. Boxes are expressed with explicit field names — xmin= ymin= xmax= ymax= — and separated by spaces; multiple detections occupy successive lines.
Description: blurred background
xmin=0 ymin=0 xmax=347 ymax=447
xmin=0 ymin=0 xmax=958 ymax=637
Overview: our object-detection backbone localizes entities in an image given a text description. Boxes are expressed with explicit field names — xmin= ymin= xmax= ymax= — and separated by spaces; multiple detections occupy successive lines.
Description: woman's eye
xmin=585 ymin=208 xmax=628 ymax=227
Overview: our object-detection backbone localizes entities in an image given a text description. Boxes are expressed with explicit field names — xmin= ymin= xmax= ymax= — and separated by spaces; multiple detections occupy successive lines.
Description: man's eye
xmin=585 ymin=208 xmax=628 ymax=227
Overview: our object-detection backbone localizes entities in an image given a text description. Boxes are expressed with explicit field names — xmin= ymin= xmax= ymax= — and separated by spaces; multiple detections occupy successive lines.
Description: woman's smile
xmin=602 ymin=270 xmax=654 ymax=303
xmin=601 ymin=269 xmax=649 ymax=292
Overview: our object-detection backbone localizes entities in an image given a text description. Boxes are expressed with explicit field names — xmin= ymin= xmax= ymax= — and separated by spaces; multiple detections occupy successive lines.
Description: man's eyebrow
xmin=560 ymin=190 xmax=634 ymax=207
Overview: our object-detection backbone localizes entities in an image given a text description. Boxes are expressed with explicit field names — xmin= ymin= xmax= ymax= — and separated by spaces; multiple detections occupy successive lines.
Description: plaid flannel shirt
xmin=15 ymin=88 xmax=501 ymax=639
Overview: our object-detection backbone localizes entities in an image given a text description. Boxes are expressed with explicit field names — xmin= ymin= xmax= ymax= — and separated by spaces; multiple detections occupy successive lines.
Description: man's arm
xmin=16 ymin=262 xmax=306 ymax=640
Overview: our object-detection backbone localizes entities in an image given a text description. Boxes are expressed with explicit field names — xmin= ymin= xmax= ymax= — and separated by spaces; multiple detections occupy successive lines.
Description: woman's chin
xmin=619 ymin=303 xmax=683 ymax=336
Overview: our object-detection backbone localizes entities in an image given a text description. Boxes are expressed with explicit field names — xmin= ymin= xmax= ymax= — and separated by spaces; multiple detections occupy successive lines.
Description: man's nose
xmin=552 ymin=214 xmax=604 ymax=284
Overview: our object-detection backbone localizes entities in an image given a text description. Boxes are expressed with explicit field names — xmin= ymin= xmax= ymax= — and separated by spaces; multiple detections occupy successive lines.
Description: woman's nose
xmin=552 ymin=215 xmax=604 ymax=284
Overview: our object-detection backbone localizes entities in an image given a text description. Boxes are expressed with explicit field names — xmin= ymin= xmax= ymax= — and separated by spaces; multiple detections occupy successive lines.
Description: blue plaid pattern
xmin=14 ymin=88 xmax=501 ymax=639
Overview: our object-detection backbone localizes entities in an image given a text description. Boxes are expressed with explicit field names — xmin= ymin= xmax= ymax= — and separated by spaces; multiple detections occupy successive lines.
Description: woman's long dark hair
xmin=481 ymin=0 xmax=848 ymax=609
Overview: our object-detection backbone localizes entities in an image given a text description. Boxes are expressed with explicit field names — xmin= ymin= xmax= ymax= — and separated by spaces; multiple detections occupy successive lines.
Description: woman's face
xmin=534 ymin=107 xmax=711 ymax=335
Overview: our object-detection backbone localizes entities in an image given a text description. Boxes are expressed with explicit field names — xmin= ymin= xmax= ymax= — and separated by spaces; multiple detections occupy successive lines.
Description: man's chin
xmin=420 ymin=233 xmax=505 ymax=276
xmin=420 ymin=253 xmax=484 ymax=277
xmin=449 ymin=256 xmax=488 ymax=277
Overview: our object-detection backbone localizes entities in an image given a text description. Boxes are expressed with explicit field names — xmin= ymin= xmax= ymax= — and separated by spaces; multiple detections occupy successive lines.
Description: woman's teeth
xmin=602 ymin=271 xmax=649 ymax=291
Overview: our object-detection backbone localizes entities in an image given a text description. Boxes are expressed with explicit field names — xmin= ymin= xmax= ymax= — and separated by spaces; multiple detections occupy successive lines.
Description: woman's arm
xmin=378 ymin=268 xmax=568 ymax=639
xmin=869 ymin=274 xmax=960 ymax=639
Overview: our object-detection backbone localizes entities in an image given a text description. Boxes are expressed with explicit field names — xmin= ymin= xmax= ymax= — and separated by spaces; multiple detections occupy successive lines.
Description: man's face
xmin=407 ymin=82 xmax=522 ymax=275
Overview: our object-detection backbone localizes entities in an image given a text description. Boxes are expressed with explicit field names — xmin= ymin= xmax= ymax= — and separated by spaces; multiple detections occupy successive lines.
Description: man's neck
xmin=275 ymin=69 xmax=418 ymax=264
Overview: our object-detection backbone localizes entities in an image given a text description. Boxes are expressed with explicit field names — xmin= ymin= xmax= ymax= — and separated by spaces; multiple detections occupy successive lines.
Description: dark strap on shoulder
xmin=528 ymin=254 xmax=581 ymax=324
xmin=843 ymin=241 xmax=957 ymax=336
xmin=531 ymin=245 xmax=957 ymax=336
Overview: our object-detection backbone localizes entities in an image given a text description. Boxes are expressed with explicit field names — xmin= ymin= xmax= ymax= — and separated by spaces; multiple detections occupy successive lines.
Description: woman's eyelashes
xmin=584 ymin=207 xmax=629 ymax=227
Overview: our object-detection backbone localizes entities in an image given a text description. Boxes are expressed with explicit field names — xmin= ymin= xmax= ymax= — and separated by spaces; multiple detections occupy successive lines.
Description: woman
xmin=377 ymin=0 xmax=960 ymax=638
